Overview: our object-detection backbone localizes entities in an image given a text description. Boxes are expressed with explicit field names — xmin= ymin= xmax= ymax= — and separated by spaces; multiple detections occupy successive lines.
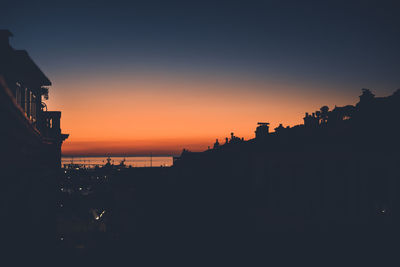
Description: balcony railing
xmin=37 ymin=111 xmax=61 ymax=139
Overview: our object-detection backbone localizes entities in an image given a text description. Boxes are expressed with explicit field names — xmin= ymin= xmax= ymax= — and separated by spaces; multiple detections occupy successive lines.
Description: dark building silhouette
xmin=213 ymin=138 xmax=220 ymax=149
xmin=0 ymin=30 xmax=68 ymax=167
xmin=274 ymin=123 xmax=285 ymax=135
xmin=255 ymin=122 xmax=269 ymax=139
xmin=173 ymin=88 xmax=400 ymax=234
xmin=303 ymin=112 xmax=319 ymax=128
xmin=0 ymin=30 xmax=68 ymax=254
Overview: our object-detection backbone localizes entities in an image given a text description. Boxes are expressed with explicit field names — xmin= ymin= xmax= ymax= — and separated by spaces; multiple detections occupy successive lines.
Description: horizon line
xmin=61 ymin=154 xmax=177 ymax=158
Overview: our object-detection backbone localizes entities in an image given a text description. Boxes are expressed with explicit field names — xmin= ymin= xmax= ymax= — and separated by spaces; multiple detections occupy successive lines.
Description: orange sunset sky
xmin=6 ymin=1 xmax=400 ymax=156
xmin=46 ymin=73 xmax=367 ymax=156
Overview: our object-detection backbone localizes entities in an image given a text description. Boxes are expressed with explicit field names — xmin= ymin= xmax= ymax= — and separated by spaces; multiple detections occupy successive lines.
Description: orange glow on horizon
xmin=47 ymin=73 xmax=358 ymax=156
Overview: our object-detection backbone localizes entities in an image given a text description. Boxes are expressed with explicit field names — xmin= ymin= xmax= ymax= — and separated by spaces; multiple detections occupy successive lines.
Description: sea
xmin=61 ymin=156 xmax=173 ymax=168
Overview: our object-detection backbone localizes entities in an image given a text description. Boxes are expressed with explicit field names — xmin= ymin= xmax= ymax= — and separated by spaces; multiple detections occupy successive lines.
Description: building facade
xmin=0 ymin=30 xmax=68 ymax=253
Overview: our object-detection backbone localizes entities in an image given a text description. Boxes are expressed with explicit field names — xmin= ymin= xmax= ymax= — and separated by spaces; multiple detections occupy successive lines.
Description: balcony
xmin=37 ymin=111 xmax=66 ymax=141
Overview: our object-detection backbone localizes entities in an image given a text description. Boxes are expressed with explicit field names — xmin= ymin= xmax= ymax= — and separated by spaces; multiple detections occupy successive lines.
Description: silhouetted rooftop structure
xmin=274 ymin=123 xmax=285 ymax=134
xmin=1 ymin=29 xmax=69 ymax=169
xmin=213 ymin=139 xmax=220 ymax=149
xmin=255 ymin=122 xmax=269 ymax=139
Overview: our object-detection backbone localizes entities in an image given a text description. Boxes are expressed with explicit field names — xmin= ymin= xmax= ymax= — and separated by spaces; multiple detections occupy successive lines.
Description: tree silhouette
xmin=359 ymin=88 xmax=375 ymax=103
xmin=320 ymin=106 xmax=329 ymax=124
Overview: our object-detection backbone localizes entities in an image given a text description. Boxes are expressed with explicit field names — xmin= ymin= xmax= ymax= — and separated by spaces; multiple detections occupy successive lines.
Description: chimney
xmin=0 ymin=30 xmax=13 ymax=50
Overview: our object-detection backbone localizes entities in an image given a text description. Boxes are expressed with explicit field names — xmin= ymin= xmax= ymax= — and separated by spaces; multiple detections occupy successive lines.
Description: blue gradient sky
xmin=2 ymin=0 xmax=400 ymax=155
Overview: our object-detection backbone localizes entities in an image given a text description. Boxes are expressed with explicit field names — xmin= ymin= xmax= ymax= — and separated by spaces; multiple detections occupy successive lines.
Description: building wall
xmin=0 ymin=78 xmax=60 ymax=254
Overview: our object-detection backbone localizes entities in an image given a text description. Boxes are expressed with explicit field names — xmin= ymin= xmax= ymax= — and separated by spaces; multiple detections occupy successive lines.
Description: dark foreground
xmin=50 ymin=164 xmax=400 ymax=266
xmin=4 ymin=89 xmax=400 ymax=265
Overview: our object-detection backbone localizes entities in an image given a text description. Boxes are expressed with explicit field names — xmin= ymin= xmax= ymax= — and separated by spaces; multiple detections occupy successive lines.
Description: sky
xmin=2 ymin=0 xmax=400 ymax=155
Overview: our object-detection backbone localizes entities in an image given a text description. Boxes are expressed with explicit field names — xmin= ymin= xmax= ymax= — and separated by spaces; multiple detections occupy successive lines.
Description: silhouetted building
xmin=274 ymin=123 xmax=285 ymax=134
xmin=229 ymin=132 xmax=243 ymax=144
xmin=173 ymin=88 xmax=400 ymax=235
xmin=255 ymin=122 xmax=269 ymax=139
xmin=213 ymin=139 xmax=220 ymax=149
xmin=303 ymin=112 xmax=320 ymax=128
xmin=0 ymin=30 xmax=68 ymax=252
xmin=0 ymin=30 xmax=68 ymax=168
xmin=329 ymin=105 xmax=355 ymax=124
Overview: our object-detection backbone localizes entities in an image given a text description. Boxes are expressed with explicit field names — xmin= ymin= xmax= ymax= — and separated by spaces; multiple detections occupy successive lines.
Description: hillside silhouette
xmin=80 ymin=88 xmax=399 ymax=264
xmin=172 ymin=89 xmax=400 ymax=231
